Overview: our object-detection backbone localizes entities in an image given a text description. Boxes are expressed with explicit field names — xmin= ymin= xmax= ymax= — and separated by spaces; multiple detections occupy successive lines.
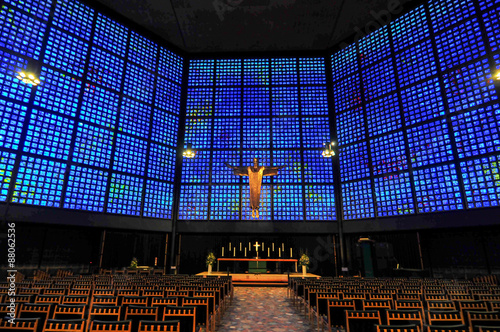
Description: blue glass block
xmin=12 ymin=155 xmax=65 ymax=207
xmin=271 ymin=58 xmax=297 ymax=85
xmin=299 ymin=58 xmax=326 ymax=84
xmin=156 ymin=77 xmax=181 ymax=115
xmin=181 ymin=149 xmax=209 ymax=183
xmin=273 ymin=185 xmax=303 ymax=220
xmin=241 ymin=185 xmax=271 ymax=220
xmin=178 ymin=185 xmax=209 ymax=219
xmin=358 ymin=27 xmax=390 ymax=68
xmin=184 ymin=118 xmax=212 ymax=149
xmin=159 ymin=47 xmax=183 ymax=84
xmin=118 ymin=97 xmax=151 ymax=139
xmin=123 ymin=63 xmax=153 ymax=103
xmin=272 ymin=86 xmax=298 ymax=116
xmin=186 ymin=88 xmax=213 ymax=116
xmin=107 ymin=173 xmax=143 ymax=216
xmin=342 ymin=180 xmax=375 ymax=219
xmin=396 ymin=40 xmax=437 ymax=88
xmin=144 ymin=180 xmax=173 ymax=218
xmin=243 ymin=58 xmax=269 ymax=85
xmin=429 ymin=0 xmax=475 ymax=33
xmin=366 ymin=93 xmax=402 ymax=137
xmin=212 ymin=150 xmax=240 ymax=183
xmin=371 ymin=131 xmax=408 ymax=175
xmin=113 ymin=134 xmax=147 ymax=176
xmin=53 ymin=0 xmax=93 ymax=40
xmin=87 ymin=46 xmax=124 ymax=92
xmin=273 ymin=150 xmax=301 ymax=184
xmin=401 ymin=77 xmax=445 ymax=125
xmin=210 ymin=185 xmax=240 ymax=220
xmin=216 ymin=59 xmax=241 ymax=86
xmin=23 ymin=109 xmax=74 ymax=160
xmin=0 ymin=151 xmax=15 ymax=201
xmin=443 ymin=59 xmax=497 ymax=113
xmin=0 ymin=5 xmax=46 ymax=60
xmin=332 ymin=74 xmax=361 ymax=112
xmin=243 ymin=118 xmax=270 ymax=149
xmin=0 ymin=99 xmax=27 ymax=150
xmin=413 ymin=163 xmax=463 ymax=213
xmin=243 ymin=87 xmax=269 ymax=116
xmin=331 ymin=43 xmax=358 ymax=82
xmin=0 ymin=50 xmax=31 ymax=102
xmin=148 ymin=143 xmax=176 ymax=182
xmin=479 ymin=0 xmax=500 ymax=11
xmin=188 ymin=59 xmax=214 ymax=86
xmin=362 ymin=58 xmax=396 ymax=101
xmin=81 ymin=84 xmax=119 ymax=129
xmin=64 ymin=165 xmax=107 ymax=212
xmin=4 ymin=0 xmax=52 ymax=21
xmin=483 ymin=7 xmax=500 ymax=54
xmin=305 ymin=185 xmax=336 ymax=220
xmin=44 ymin=27 xmax=88 ymax=77
xmin=340 ymin=142 xmax=370 ymax=182
xmin=72 ymin=122 xmax=113 ymax=168
xmin=461 ymin=154 xmax=500 ymax=208
xmin=408 ymin=119 xmax=454 ymax=168
xmin=34 ymin=67 xmax=82 ymax=117
xmin=242 ymin=150 xmax=271 ymax=184
xmin=300 ymin=86 xmax=328 ymax=116
xmin=336 ymin=107 xmax=365 ymax=146
xmin=303 ymin=150 xmax=334 ymax=183
xmin=272 ymin=118 xmax=300 ymax=149
xmin=93 ymin=13 xmax=128 ymax=57
xmin=302 ymin=117 xmax=330 ymax=149
xmin=374 ymin=172 xmax=414 ymax=216
xmin=129 ymin=31 xmax=157 ymax=71
xmin=215 ymin=87 xmax=241 ymax=116
xmin=151 ymin=109 xmax=178 ymax=146
xmin=213 ymin=118 xmax=240 ymax=149
xmin=391 ymin=4 xmax=429 ymax=52
xmin=452 ymin=105 xmax=500 ymax=158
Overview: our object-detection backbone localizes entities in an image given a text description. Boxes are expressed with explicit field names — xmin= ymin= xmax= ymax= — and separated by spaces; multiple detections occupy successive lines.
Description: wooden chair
xmin=426 ymin=310 xmax=464 ymax=326
xmin=426 ymin=325 xmax=468 ymax=332
xmin=0 ymin=303 xmax=16 ymax=317
xmin=138 ymin=320 xmax=180 ymax=332
xmin=370 ymin=293 xmax=394 ymax=302
xmin=345 ymin=310 xmax=381 ymax=332
xmin=34 ymin=295 xmax=62 ymax=305
xmin=327 ymin=299 xmax=356 ymax=331
xmin=43 ymin=318 xmax=85 ymax=332
xmin=124 ymin=305 xmax=158 ymax=331
xmin=376 ymin=324 xmax=420 ymax=332
xmin=19 ymin=303 xmax=52 ymax=332
xmin=52 ymin=304 xmax=86 ymax=319
xmin=89 ymin=320 xmax=131 ymax=332
xmin=90 ymin=295 xmax=118 ymax=312
xmin=43 ymin=289 xmax=66 ymax=296
xmin=182 ymin=297 xmax=210 ymax=332
xmin=425 ymin=294 xmax=449 ymax=303
xmin=314 ymin=292 xmax=339 ymax=330
xmin=0 ymin=317 xmax=39 ymax=331
xmin=397 ymin=293 xmax=421 ymax=301
xmin=478 ymin=327 xmax=500 ymax=332
xmin=386 ymin=309 xmax=423 ymax=331
xmin=468 ymin=311 xmax=500 ymax=332
xmin=92 ymin=289 xmax=115 ymax=297
xmin=88 ymin=304 xmax=121 ymax=322
xmin=163 ymin=306 xmax=198 ymax=332
xmin=61 ymin=296 xmax=88 ymax=306
xmin=343 ymin=292 xmax=366 ymax=310
xmin=363 ymin=299 xmax=392 ymax=324
xmin=427 ymin=300 xmax=457 ymax=311
xmin=142 ymin=289 xmax=164 ymax=300
xmin=19 ymin=288 xmax=41 ymax=296
xmin=193 ymin=291 xmax=217 ymax=331
xmin=68 ymin=289 xmax=91 ymax=297
xmin=151 ymin=297 xmax=179 ymax=321
xmin=456 ymin=300 xmax=488 ymax=325
xmin=490 ymin=302 xmax=500 ymax=312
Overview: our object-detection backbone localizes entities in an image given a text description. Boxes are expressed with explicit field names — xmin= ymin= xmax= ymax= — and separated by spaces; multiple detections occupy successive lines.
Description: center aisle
xmin=218 ymin=287 xmax=315 ymax=332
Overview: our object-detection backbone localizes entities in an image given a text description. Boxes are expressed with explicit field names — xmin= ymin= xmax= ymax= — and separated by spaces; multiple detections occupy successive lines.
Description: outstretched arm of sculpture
xmin=263 ymin=165 xmax=285 ymax=176
xmin=225 ymin=162 xmax=249 ymax=176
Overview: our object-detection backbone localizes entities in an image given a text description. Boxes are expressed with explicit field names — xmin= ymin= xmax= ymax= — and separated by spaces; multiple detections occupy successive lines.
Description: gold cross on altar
xmin=253 ymin=241 xmax=261 ymax=251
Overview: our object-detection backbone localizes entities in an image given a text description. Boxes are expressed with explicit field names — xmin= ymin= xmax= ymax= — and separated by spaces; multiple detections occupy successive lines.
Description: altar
xmin=217 ymin=258 xmax=298 ymax=273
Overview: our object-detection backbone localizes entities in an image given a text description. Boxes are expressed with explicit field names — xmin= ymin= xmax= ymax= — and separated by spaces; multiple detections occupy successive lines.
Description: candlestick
xmin=222 ymin=247 xmax=224 ymax=257
xmin=229 ymin=242 xmax=231 ymax=251
xmin=282 ymin=243 xmax=284 ymax=251
xmin=249 ymin=242 xmax=251 ymax=251
xmin=234 ymin=250 xmax=236 ymax=257
xmin=290 ymin=248 xmax=292 ymax=257
xmin=244 ymin=248 xmax=247 ymax=257
xmin=279 ymin=248 xmax=281 ymax=257
xmin=240 ymin=242 xmax=242 ymax=251
xmin=262 ymin=243 xmax=264 ymax=251
xmin=268 ymin=248 xmax=270 ymax=257
xmin=272 ymin=243 xmax=274 ymax=251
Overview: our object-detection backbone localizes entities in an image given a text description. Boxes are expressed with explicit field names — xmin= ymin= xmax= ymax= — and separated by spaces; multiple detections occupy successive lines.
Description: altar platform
xmin=196 ymin=271 xmax=321 ymax=286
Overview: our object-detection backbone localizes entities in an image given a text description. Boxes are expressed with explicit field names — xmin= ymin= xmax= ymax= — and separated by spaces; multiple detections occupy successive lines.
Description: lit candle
xmin=249 ymin=242 xmax=251 ymax=251
xmin=222 ymin=247 xmax=224 ymax=257
xmin=234 ymin=250 xmax=236 ymax=257
xmin=155 ymin=257 xmax=157 ymax=266
xmin=282 ymin=243 xmax=284 ymax=251
xmin=279 ymin=248 xmax=281 ymax=257
xmin=272 ymin=243 xmax=274 ymax=251
xmin=262 ymin=243 xmax=264 ymax=251
xmin=229 ymin=242 xmax=231 ymax=251
xmin=244 ymin=248 xmax=247 ymax=257
xmin=240 ymin=243 xmax=242 ymax=251
xmin=268 ymin=248 xmax=270 ymax=256
xmin=290 ymin=248 xmax=292 ymax=257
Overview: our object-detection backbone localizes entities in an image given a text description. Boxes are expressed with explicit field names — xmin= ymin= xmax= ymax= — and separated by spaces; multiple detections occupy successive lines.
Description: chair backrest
xmin=138 ymin=320 xmax=180 ymax=332
xmin=89 ymin=320 xmax=131 ymax=332
xmin=427 ymin=300 xmax=456 ymax=310
xmin=90 ymin=296 xmax=118 ymax=308
xmin=124 ymin=305 xmax=158 ymax=331
xmin=370 ymin=293 xmax=394 ymax=301
xmin=121 ymin=296 xmax=148 ymax=307
xmin=88 ymin=305 xmax=122 ymax=321
xmin=346 ymin=309 xmax=381 ymax=332
xmin=35 ymin=295 xmax=62 ymax=305
xmin=182 ymin=297 xmax=209 ymax=330
xmin=68 ymin=289 xmax=91 ymax=297
xmin=52 ymin=304 xmax=86 ymax=319
xmin=163 ymin=306 xmax=196 ymax=332
xmin=478 ymin=326 xmax=500 ymax=332
xmin=376 ymin=324 xmax=420 ymax=332
xmin=142 ymin=290 xmax=164 ymax=298
xmin=387 ymin=309 xmax=423 ymax=328
xmin=468 ymin=311 xmax=500 ymax=331
xmin=43 ymin=318 xmax=85 ymax=332
xmin=0 ymin=317 xmax=39 ymax=331
xmin=43 ymin=289 xmax=66 ymax=296
xmin=92 ymin=289 xmax=115 ymax=297
xmin=62 ymin=296 xmax=88 ymax=305
xmin=426 ymin=324 xmax=469 ymax=332
xmin=426 ymin=310 xmax=464 ymax=326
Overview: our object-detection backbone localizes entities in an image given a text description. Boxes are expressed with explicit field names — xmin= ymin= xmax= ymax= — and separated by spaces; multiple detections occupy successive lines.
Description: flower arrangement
xmin=206 ymin=252 xmax=216 ymax=267
xmin=130 ymin=257 xmax=138 ymax=269
xmin=299 ymin=253 xmax=310 ymax=267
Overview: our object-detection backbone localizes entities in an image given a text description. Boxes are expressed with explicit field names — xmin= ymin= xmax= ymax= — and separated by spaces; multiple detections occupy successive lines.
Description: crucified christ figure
xmin=226 ymin=158 xmax=285 ymax=219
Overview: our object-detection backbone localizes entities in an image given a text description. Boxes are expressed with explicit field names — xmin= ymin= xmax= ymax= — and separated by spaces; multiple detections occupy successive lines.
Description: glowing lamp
xmin=322 ymin=142 xmax=336 ymax=157
xmin=16 ymin=71 xmax=41 ymax=86
xmin=183 ymin=143 xmax=197 ymax=158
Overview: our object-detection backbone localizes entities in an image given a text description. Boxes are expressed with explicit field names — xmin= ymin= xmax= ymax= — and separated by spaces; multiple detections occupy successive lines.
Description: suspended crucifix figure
xmin=226 ymin=158 xmax=285 ymax=219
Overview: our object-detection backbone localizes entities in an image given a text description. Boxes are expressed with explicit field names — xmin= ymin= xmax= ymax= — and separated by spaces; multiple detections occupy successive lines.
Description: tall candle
xmin=234 ymin=250 xmax=236 ymax=257
xmin=282 ymin=243 xmax=284 ymax=251
xmin=240 ymin=243 xmax=242 ymax=251
xmin=155 ymin=257 xmax=157 ymax=266
xmin=268 ymin=248 xmax=270 ymax=257
xmin=279 ymin=248 xmax=281 ymax=257
xmin=272 ymin=243 xmax=274 ymax=251
xmin=222 ymin=247 xmax=224 ymax=257
xmin=249 ymin=242 xmax=251 ymax=251
xmin=262 ymin=243 xmax=264 ymax=251
xmin=244 ymin=248 xmax=247 ymax=257
xmin=229 ymin=242 xmax=231 ymax=251
xmin=290 ymin=248 xmax=292 ymax=257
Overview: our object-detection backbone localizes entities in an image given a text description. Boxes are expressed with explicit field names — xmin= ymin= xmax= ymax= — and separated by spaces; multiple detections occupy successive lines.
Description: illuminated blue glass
xmin=340 ymin=142 xmax=370 ymax=181
xmin=178 ymin=185 xmax=209 ymax=219
xmin=188 ymin=59 xmax=214 ymax=86
xmin=241 ymin=185 xmax=271 ymax=220
xmin=118 ymin=97 xmax=151 ymax=139
xmin=243 ymin=151 xmax=271 ymax=184
xmin=483 ymin=7 xmax=500 ymax=54
xmin=184 ymin=118 xmax=212 ymax=149
xmin=216 ymin=59 xmax=241 ymax=85
xmin=144 ymin=180 xmax=173 ymax=218
xmin=0 ymin=50 xmax=31 ymax=103
xmin=396 ymin=40 xmax=436 ymax=88
xmin=366 ymin=93 xmax=402 ymax=137
xmin=331 ymin=44 xmax=358 ymax=82
xmin=53 ymin=0 xmax=93 ymax=40
xmin=408 ymin=119 xmax=454 ymax=168
xmin=391 ymin=4 xmax=429 ymax=52
xmin=429 ymin=0 xmax=475 ymax=33
xmin=299 ymin=58 xmax=326 ymax=84
xmin=461 ymin=154 xmax=500 ymax=208
xmin=358 ymin=27 xmax=390 ymax=68
xmin=4 ymin=0 xmax=52 ymax=21
xmin=64 ymin=165 xmax=107 ymax=212
xmin=107 ymin=173 xmax=143 ymax=216
xmin=186 ymin=88 xmax=213 ymax=116
xmin=401 ymin=77 xmax=445 ymax=125
xmin=151 ymin=109 xmax=178 ymax=146
xmin=215 ymin=88 xmax=241 ymax=116
xmin=413 ymin=163 xmax=463 ymax=213
xmin=273 ymin=185 xmax=303 ymax=220
xmin=302 ymin=117 xmax=330 ymax=148
xmin=272 ymin=87 xmax=298 ymax=116
xmin=159 ymin=47 xmax=183 ymax=84
xmin=305 ymin=185 xmax=336 ymax=220
xmin=342 ymin=180 xmax=375 ymax=219
xmin=272 ymin=118 xmax=300 ymax=149
xmin=371 ymin=131 xmax=408 ymax=175
xmin=243 ymin=87 xmax=269 ymax=116
xmin=129 ymin=31 xmax=157 ymax=71
xmin=123 ymin=63 xmax=153 ymax=103
xmin=212 ymin=150 xmax=240 ymax=183
xmin=210 ymin=185 xmax=240 ymax=220
xmin=332 ymin=74 xmax=361 ymax=112
xmin=156 ymin=77 xmax=181 ymax=115
xmin=0 ymin=99 xmax=27 ymax=150
xmin=73 ymin=122 xmax=113 ymax=168
xmin=181 ymin=150 xmax=210 ymax=183
xmin=93 ymin=13 xmax=128 ymax=57
xmin=148 ymin=143 xmax=176 ymax=181
xmin=12 ymin=155 xmax=66 ymax=207
xmin=213 ymin=118 xmax=240 ymax=149
xmin=23 ymin=109 xmax=74 ymax=160
xmin=362 ymin=58 xmax=396 ymax=101
xmin=303 ymin=150 xmax=334 ymax=183
xmin=271 ymin=58 xmax=297 ymax=85
xmin=479 ymin=0 xmax=500 ymax=11
xmin=374 ymin=173 xmax=414 ymax=216
xmin=300 ymin=86 xmax=328 ymax=116
xmin=44 ymin=28 xmax=88 ymax=77
xmin=243 ymin=58 xmax=269 ymax=85
xmin=452 ymin=105 xmax=500 ymax=158
xmin=0 ymin=151 xmax=15 ymax=201
xmin=87 ymin=46 xmax=124 ymax=91
xmin=113 ymin=134 xmax=147 ymax=176
xmin=34 ymin=67 xmax=82 ymax=117
xmin=243 ymin=118 xmax=270 ymax=149
xmin=273 ymin=150 xmax=301 ymax=183
xmin=81 ymin=84 xmax=119 ymax=129
xmin=336 ymin=107 xmax=365 ymax=146
xmin=0 ymin=5 xmax=46 ymax=59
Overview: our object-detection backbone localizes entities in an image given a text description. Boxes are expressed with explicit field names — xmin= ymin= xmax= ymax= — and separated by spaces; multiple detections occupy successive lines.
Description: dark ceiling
xmin=93 ymin=0 xmax=416 ymax=53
